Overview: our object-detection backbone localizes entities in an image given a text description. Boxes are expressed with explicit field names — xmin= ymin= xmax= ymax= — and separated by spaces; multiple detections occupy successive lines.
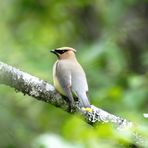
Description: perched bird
xmin=50 ymin=47 xmax=91 ymax=111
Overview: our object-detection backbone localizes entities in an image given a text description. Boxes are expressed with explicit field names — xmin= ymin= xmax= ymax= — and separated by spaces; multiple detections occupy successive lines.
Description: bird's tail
xmin=78 ymin=93 xmax=91 ymax=108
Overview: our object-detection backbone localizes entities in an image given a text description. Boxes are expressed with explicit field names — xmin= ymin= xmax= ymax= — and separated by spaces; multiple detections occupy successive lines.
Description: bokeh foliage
xmin=0 ymin=0 xmax=148 ymax=147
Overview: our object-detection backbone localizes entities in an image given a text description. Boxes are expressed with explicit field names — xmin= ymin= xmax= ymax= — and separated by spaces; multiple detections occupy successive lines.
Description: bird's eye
xmin=55 ymin=50 xmax=67 ymax=54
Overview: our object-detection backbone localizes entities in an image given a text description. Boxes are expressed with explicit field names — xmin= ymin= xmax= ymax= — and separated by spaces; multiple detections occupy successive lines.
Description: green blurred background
xmin=0 ymin=0 xmax=148 ymax=147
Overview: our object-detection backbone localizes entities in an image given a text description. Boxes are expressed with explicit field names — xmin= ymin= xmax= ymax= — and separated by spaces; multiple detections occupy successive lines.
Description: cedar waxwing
xmin=50 ymin=47 xmax=91 ymax=111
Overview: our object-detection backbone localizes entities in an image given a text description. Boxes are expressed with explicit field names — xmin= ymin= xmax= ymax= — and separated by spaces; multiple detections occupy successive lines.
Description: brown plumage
xmin=51 ymin=47 xmax=91 ymax=110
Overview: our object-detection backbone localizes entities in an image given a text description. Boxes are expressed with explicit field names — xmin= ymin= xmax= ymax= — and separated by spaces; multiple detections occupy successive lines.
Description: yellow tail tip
xmin=81 ymin=107 xmax=93 ymax=113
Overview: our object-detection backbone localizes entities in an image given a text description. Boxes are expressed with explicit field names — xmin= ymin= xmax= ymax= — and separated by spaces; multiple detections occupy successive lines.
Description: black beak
xmin=50 ymin=49 xmax=59 ymax=57
xmin=50 ymin=50 xmax=56 ymax=54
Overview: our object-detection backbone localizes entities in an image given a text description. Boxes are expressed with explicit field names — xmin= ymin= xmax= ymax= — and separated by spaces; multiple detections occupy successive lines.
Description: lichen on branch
xmin=0 ymin=61 xmax=132 ymax=128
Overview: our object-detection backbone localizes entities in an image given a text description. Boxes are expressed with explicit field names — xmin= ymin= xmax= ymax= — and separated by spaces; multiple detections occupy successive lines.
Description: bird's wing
xmin=71 ymin=62 xmax=88 ymax=93
xmin=71 ymin=62 xmax=90 ymax=108
xmin=55 ymin=61 xmax=74 ymax=106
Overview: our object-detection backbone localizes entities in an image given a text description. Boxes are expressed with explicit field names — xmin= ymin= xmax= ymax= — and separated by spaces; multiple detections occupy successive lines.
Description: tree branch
xmin=0 ymin=61 xmax=132 ymax=128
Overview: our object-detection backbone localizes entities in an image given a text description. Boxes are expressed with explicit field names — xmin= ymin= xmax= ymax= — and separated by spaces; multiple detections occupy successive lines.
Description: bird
xmin=50 ymin=47 xmax=91 ymax=112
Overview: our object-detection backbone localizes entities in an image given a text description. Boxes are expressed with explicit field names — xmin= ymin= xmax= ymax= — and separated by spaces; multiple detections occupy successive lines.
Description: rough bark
xmin=0 ymin=61 xmax=132 ymax=128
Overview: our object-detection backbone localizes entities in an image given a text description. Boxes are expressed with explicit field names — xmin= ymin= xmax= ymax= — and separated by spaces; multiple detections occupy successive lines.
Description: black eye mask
xmin=55 ymin=50 xmax=68 ymax=54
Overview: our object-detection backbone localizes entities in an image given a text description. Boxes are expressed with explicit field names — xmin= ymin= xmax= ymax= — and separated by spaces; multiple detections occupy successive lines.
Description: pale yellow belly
xmin=53 ymin=61 xmax=66 ymax=96
xmin=54 ymin=76 xmax=66 ymax=96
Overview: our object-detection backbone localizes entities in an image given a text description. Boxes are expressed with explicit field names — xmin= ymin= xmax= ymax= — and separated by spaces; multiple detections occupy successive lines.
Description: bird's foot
xmin=67 ymin=103 xmax=77 ymax=113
